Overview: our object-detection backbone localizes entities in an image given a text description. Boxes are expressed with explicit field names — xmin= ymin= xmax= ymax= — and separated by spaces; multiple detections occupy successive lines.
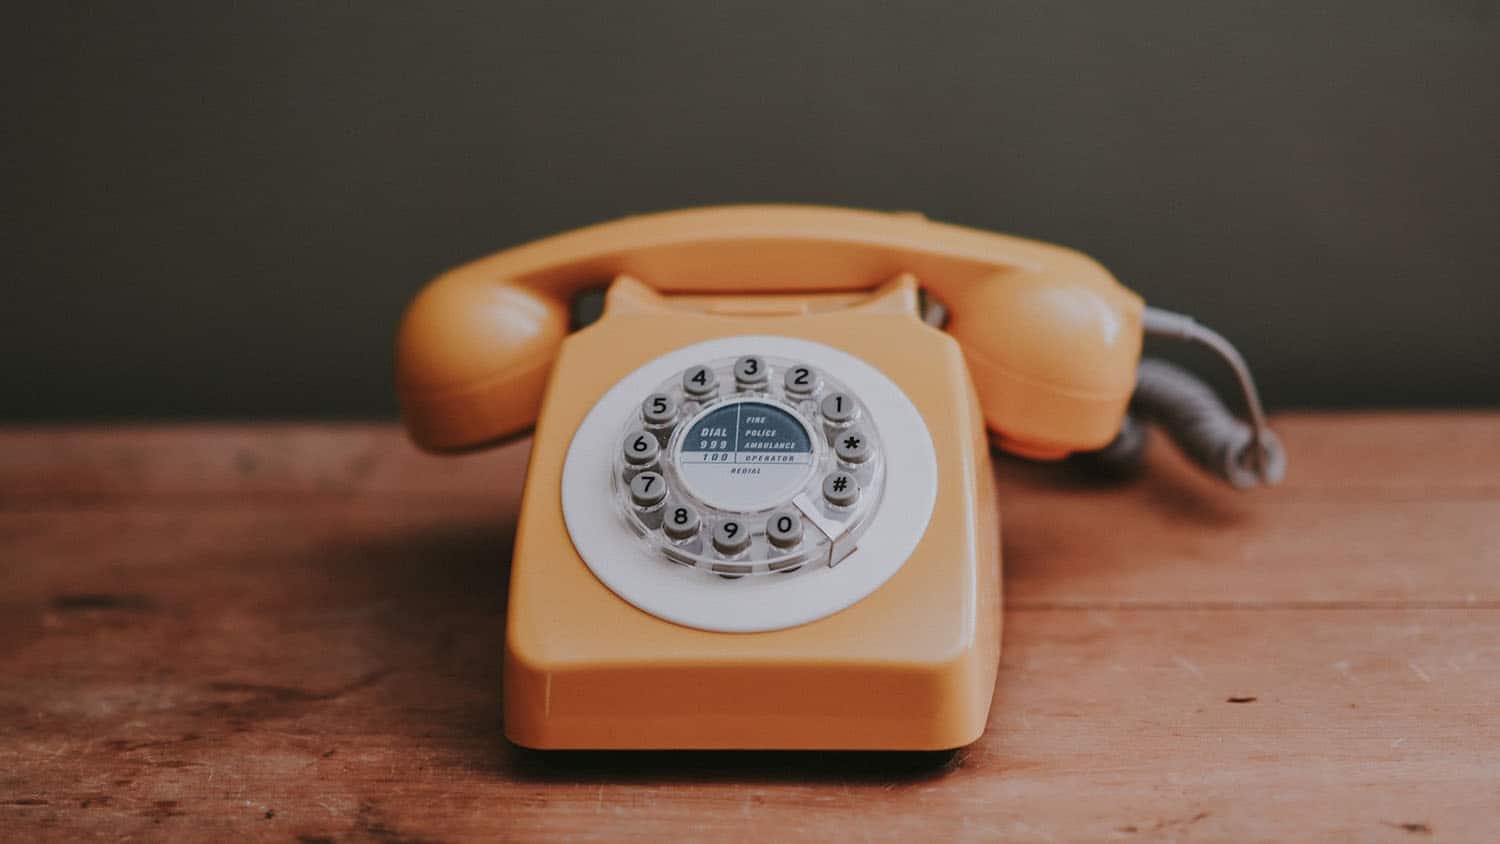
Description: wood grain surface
xmin=1 ymin=413 xmax=1497 ymax=842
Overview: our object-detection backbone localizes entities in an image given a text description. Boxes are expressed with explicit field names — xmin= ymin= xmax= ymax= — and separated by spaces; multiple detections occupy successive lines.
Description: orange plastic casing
xmin=393 ymin=206 xmax=1144 ymax=749
xmin=506 ymin=277 xmax=1000 ymax=749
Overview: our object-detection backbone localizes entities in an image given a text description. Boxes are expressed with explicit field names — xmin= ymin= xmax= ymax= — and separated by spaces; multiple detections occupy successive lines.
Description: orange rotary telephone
xmin=396 ymin=205 xmax=1282 ymax=750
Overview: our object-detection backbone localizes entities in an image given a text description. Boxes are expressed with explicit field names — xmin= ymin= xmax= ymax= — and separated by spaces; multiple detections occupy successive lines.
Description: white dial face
xmin=674 ymin=399 xmax=817 ymax=512
xmin=559 ymin=335 xmax=938 ymax=634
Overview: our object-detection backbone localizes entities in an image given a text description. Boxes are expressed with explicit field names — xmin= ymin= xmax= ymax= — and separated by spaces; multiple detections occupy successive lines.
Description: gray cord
xmin=1132 ymin=306 xmax=1286 ymax=488
xmin=1132 ymin=359 xmax=1285 ymax=488
xmin=920 ymin=293 xmax=948 ymax=328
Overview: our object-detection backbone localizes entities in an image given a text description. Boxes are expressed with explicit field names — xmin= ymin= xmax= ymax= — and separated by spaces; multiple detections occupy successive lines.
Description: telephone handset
xmin=395 ymin=205 xmax=1281 ymax=750
xmin=397 ymin=205 xmax=1144 ymax=459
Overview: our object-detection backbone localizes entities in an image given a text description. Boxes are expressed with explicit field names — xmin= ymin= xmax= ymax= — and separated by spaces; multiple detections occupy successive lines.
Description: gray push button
xmin=833 ymin=427 xmax=871 ymax=464
xmin=822 ymin=471 xmax=859 ymax=507
xmin=662 ymin=504 xmax=701 ymax=540
xmin=712 ymin=518 xmax=750 ymax=555
xmin=622 ymin=430 xmax=659 ymax=466
xmin=683 ymin=365 xmax=718 ymax=398
xmin=765 ymin=509 xmax=804 ymax=549
xmin=629 ymin=471 xmax=667 ymax=508
xmin=783 ymin=364 xmax=818 ymax=397
xmin=821 ymin=392 xmax=856 ymax=423
xmin=641 ymin=392 xmax=678 ymax=426
xmin=733 ymin=355 xmax=768 ymax=389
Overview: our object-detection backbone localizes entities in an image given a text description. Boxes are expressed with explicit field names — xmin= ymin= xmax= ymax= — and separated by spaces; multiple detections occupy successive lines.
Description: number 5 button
xmin=783 ymin=365 xmax=818 ymax=397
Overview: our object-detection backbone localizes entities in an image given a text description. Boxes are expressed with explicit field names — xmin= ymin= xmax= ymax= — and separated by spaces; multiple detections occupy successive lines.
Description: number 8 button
xmin=663 ymin=505 xmax=700 ymax=540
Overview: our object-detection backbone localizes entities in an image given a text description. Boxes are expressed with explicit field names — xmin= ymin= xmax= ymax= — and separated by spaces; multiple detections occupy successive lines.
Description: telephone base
xmin=501 ymin=276 xmax=1001 ymax=750
xmin=503 ymin=629 xmax=1001 ymax=751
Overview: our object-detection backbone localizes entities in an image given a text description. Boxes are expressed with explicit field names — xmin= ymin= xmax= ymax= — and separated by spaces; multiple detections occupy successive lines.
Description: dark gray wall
xmin=4 ymin=2 xmax=1497 ymax=420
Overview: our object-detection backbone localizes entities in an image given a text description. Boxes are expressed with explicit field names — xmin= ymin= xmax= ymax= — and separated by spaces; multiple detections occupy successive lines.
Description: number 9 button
xmin=712 ymin=518 xmax=750 ymax=555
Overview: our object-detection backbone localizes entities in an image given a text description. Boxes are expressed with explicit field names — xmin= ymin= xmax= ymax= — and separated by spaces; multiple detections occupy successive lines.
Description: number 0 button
xmin=765 ymin=509 xmax=804 ymax=549
xmin=622 ymin=430 xmax=659 ymax=466
xmin=683 ymin=365 xmax=717 ymax=398
xmin=629 ymin=471 xmax=667 ymax=508
xmin=822 ymin=471 xmax=859 ymax=507
xmin=712 ymin=518 xmax=750 ymax=555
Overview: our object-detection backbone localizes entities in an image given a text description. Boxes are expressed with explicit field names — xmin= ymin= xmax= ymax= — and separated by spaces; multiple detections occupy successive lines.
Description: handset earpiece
xmin=929 ymin=266 xmax=1143 ymax=460
xmin=396 ymin=275 xmax=569 ymax=451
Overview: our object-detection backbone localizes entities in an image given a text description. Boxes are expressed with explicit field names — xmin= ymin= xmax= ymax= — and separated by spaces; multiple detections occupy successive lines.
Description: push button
xmin=783 ymin=364 xmax=819 ymax=397
xmin=682 ymin=365 xmax=718 ymax=399
xmin=641 ymin=392 xmax=678 ymax=426
xmin=629 ymin=471 xmax=668 ymax=508
xmin=662 ymin=504 xmax=701 ymax=541
xmin=712 ymin=518 xmax=750 ymax=555
xmin=820 ymin=392 xmax=856 ymax=424
xmin=765 ymin=509 xmax=804 ymax=549
xmin=622 ymin=430 xmax=659 ymax=466
xmin=733 ymin=356 xmax=768 ymax=390
xmin=834 ymin=427 xmax=871 ymax=464
xmin=822 ymin=471 xmax=859 ymax=507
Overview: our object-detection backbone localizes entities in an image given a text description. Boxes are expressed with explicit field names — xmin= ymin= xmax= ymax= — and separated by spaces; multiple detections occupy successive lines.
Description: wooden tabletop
xmin=2 ymin=413 xmax=1497 ymax=842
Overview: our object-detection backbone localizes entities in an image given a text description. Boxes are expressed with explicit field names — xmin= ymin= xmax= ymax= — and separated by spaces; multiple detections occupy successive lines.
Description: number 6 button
xmin=622 ymin=430 xmax=659 ymax=467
